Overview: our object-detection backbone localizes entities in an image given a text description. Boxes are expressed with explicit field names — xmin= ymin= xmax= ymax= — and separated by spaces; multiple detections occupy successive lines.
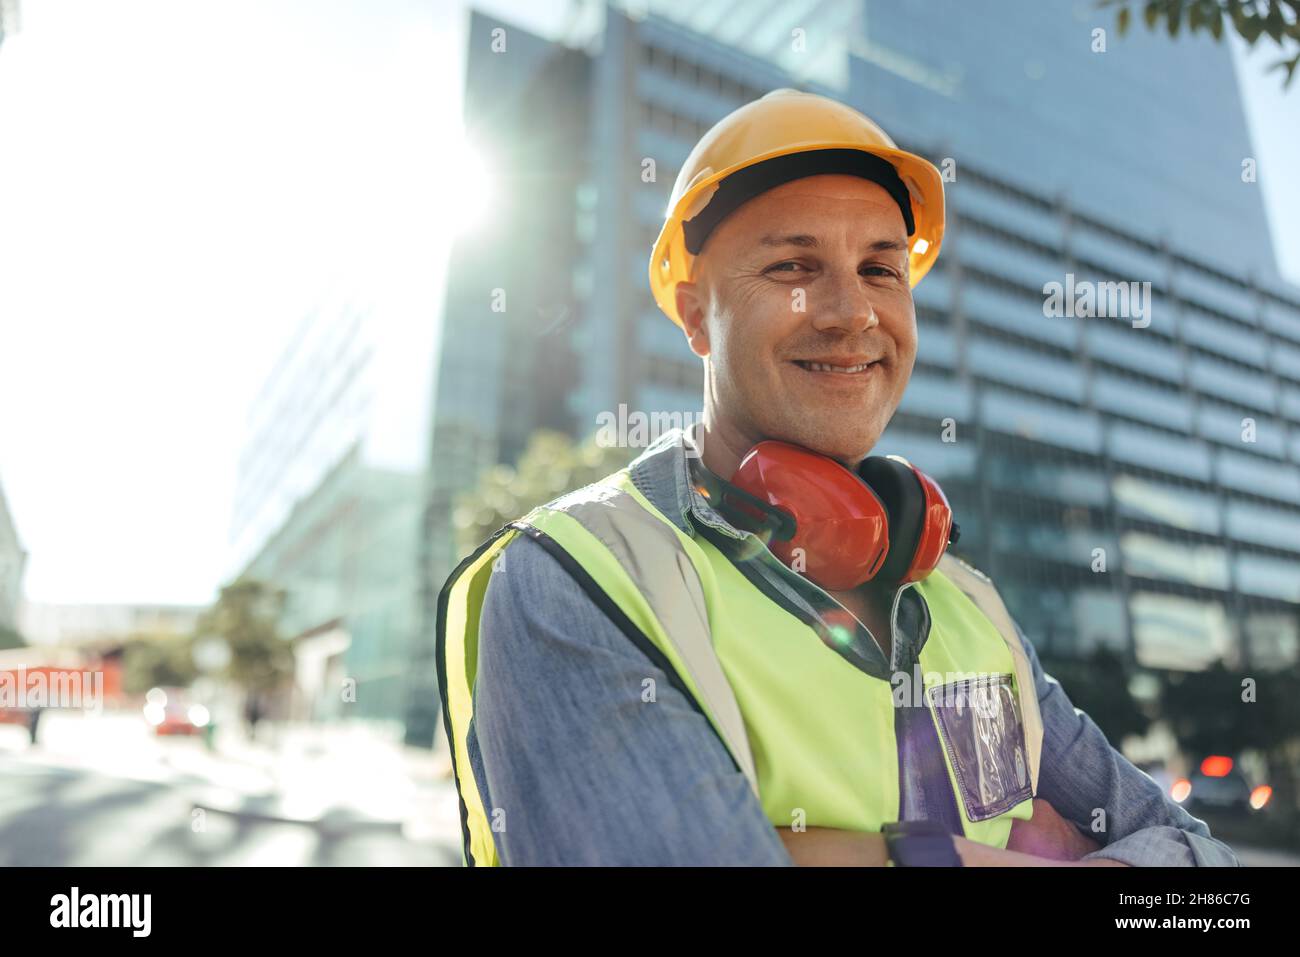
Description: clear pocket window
xmin=926 ymin=674 xmax=1033 ymax=822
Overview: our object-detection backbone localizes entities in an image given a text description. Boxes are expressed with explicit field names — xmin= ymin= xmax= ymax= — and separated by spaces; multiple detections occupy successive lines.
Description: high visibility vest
xmin=438 ymin=467 xmax=1044 ymax=866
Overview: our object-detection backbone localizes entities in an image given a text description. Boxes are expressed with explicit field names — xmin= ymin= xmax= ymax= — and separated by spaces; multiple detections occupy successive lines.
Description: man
xmin=437 ymin=89 xmax=1237 ymax=867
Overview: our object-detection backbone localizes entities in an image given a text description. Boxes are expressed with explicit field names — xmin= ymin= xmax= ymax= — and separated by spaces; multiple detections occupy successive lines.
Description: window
xmin=1085 ymin=323 xmax=1183 ymax=383
xmin=1189 ymin=355 xmax=1276 ymax=411
xmin=898 ymin=372 xmax=974 ymax=420
xmin=1131 ymin=592 xmax=1231 ymax=671
xmin=1113 ymin=474 xmax=1221 ymax=534
xmin=980 ymin=387 xmax=1102 ymax=453
xmin=1235 ymin=552 xmax=1300 ymax=602
xmin=1071 ymin=590 xmax=1128 ymax=654
xmin=1120 ymin=532 xmax=1230 ymax=590
xmin=1093 ymin=373 xmax=1192 ymax=433
xmin=1243 ymin=611 xmax=1299 ymax=669
xmin=1225 ymin=500 xmax=1300 ymax=554
xmin=916 ymin=318 xmax=958 ymax=369
xmin=1273 ymin=341 xmax=1300 ymax=380
xmin=1182 ymin=309 xmax=1265 ymax=366
xmin=969 ymin=338 xmax=1084 ymax=403
xmin=875 ymin=427 xmax=978 ymax=480
xmin=1197 ymin=402 xmax=1285 ymax=458
xmin=1175 ymin=269 xmax=1255 ymax=325
xmin=1106 ymin=422 xmax=1211 ymax=482
xmin=1263 ymin=300 xmax=1300 ymax=345
xmin=1216 ymin=449 xmax=1300 ymax=505
xmin=988 ymin=456 xmax=1109 ymax=506
xmin=965 ymin=280 xmax=1080 ymax=350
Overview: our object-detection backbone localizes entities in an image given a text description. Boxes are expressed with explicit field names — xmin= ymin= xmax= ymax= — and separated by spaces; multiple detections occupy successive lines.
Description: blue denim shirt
xmin=467 ymin=428 xmax=1239 ymax=866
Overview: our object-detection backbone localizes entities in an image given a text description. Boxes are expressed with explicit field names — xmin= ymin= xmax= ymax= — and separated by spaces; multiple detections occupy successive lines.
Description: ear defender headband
xmin=698 ymin=441 xmax=960 ymax=592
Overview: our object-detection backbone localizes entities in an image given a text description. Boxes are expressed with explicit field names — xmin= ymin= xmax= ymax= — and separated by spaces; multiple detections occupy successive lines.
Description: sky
xmin=0 ymin=0 xmax=1297 ymax=610
xmin=1232 ymin=29 xmax=1300 ymax=286
xmin=0 ymin=0 xmax=458 ymax=605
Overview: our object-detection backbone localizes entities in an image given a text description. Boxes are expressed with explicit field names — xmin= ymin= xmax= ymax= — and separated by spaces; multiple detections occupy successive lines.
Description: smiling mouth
xmin=792 ymin=359 xmax=880 ymax=374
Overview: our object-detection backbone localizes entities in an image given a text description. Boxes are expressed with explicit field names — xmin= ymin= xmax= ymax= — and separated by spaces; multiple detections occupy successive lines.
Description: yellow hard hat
xmin=648 ymin=88 xmax=946 ymax=329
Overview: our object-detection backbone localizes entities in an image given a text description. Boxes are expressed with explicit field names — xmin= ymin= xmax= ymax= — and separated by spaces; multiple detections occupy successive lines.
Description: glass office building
xmin=0 ymin=478 xmax=27 ymax=635
xmin=851 ymin=0 xmax=1300 ymax=670
xmin=423 ymin=0 xmax=1298 ymax=736
xmin=232 ymin=297 xmax=434 ymax=727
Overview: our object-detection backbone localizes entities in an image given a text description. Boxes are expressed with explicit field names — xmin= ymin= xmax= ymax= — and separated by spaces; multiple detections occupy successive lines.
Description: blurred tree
xmin=1040 ymin=647 xmax=1152 ymax=745
xmin=195 ymin=579 xmax=294 ymax=695
xmin=1253 ymin=665 xmax=1300 ymax=827
xmin=1102 ymin=0 xmax=1300 ymax=86
xmin=121 ymin=631 xmax=198 ymax=694
xmin=455 ymin=430 xmax=635 ymax=556
xmin=0 ymin=623 xmax=25 ymax=650
xmin=1159 ymin=661 xmax=1257 ymax=757
xmin=1161 ymin=661 xmax=1300 ymax=822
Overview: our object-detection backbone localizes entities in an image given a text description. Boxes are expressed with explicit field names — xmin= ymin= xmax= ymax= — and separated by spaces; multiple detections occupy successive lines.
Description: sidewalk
xmin=168 ymin=717 xmax=463 ymax=848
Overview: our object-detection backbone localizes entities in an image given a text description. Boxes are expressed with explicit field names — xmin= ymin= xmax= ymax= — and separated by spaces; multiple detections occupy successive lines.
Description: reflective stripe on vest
xmin=438 ymin=468 xmax=1042 ymax=865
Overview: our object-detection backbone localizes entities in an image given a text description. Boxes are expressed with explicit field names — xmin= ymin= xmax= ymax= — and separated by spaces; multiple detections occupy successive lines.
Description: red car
xmin=143 ymin=687 xmax=210 ymax=736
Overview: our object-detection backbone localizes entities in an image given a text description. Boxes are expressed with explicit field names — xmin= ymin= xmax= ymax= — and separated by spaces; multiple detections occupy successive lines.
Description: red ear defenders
xmin=706 ymin=441 xmax=960 ymax=592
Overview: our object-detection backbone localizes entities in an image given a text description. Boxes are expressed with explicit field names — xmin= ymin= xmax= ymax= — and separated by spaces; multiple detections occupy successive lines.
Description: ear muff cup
xmin=858 ymin=456 xmax=926 ymax=585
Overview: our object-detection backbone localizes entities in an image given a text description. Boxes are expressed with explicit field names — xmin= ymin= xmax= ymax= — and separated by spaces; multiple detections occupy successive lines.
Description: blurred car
xmin=142 ymin=687 xmax=211 ymax=737
xmin=1171 ymin=755 xmax=1271 ymax=817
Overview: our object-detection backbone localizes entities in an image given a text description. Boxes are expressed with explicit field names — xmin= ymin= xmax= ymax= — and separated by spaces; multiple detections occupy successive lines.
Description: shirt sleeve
xmin=1015 ymin=621 xmax=1240 ymax=867
xmin=468 ymin=532 xmax=793 ymax=866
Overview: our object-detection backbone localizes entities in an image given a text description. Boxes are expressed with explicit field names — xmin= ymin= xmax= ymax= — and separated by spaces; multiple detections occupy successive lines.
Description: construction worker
xmin=437 ymin=89 xmax=1238 ymax=867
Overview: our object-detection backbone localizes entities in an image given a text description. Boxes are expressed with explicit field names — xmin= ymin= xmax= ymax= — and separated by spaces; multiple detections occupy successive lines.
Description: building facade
xmin=232 ymin=295 xmax=435 ymax=729
xmin=0 ymin=478 xmax=27 ymax=637
xmin=18 ymin=601 xmax=201 ymax=646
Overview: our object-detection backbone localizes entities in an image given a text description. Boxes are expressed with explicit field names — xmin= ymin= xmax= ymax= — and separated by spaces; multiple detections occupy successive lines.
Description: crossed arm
xmin=469 ymin=534 xmax=1236 ymax=866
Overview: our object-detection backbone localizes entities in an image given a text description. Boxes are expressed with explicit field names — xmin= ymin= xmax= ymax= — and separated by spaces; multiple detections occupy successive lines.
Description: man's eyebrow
xmin=756 ymin=234 xmax=909 ymax=254
xmin=758 ymin=233 xmax=820 ymax=249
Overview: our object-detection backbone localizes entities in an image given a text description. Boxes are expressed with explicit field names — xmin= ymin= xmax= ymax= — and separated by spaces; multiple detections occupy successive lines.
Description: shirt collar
xmin=626 ymin=422 xmax=749 ymax=540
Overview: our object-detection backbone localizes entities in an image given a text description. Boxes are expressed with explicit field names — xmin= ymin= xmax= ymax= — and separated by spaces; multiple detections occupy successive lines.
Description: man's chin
xmin=762 ymin=423 xmax=881 ymax=467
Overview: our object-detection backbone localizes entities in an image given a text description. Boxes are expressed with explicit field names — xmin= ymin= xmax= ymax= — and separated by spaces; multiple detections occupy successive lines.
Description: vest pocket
xmin=926 ymin=674 xmax=1033 ymax=822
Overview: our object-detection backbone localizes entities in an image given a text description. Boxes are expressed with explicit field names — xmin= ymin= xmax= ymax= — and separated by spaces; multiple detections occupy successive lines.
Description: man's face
xmin=676 ymin=174 xmax=918 ymax=466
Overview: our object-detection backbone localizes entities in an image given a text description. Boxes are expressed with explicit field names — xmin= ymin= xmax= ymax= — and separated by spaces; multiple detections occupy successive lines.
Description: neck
xmin=696 ymin=413 xmax=757 ymax=481
xmin=696 ymin=415 xmax=871 ymax=478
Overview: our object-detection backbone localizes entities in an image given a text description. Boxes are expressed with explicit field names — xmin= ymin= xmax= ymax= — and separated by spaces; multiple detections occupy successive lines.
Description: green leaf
xmin=1118 ymin=4 xmax=1132 ymax=34
xmin=1228 ymin=0 xmax=1250 ymax=35
xmin=1240 ymin=13 xmax=1264 ymax=43
xmin=1144 ymin=0 xmax=1161 ymax=29
xmin=1263 ymin=2 xmax=1287 ymax=42
xmin=1208 ymin=3 xmax=1224 ymax=38
xmin=1167 ymin=0 xmax=1182 ymax=35
xmin=1272 ymin=50 xmax=1300 ymax=88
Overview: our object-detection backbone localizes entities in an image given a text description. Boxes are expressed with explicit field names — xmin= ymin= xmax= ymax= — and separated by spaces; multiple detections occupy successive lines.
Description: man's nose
xmin=808 ymin=266 xmax=880 ymax=335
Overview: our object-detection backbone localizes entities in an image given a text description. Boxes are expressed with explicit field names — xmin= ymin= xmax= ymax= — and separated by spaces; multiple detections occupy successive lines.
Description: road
xmin=0 ymin=710 xmax=463 ymax=866
xmin=3 ymin=709 xmax=1295 ymax=866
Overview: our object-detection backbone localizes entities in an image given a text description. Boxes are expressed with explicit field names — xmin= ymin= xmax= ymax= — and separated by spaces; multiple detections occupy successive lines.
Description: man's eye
xmin=767 ymin=261 xmax=806 ymax=273
xmin=862 ymin=265 xmax=897 ymax=278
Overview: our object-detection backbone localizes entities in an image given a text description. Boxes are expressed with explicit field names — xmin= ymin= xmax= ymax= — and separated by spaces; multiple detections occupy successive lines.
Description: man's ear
xmin=675 ymin=279 xmax=711 ymax=358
